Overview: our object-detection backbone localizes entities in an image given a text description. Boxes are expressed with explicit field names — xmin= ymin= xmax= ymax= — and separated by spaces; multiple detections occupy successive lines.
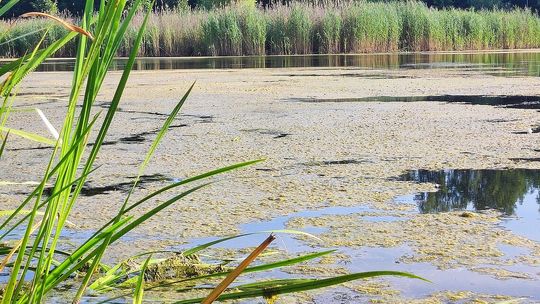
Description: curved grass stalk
xmin=20 ymin=12 xmax=94 ymax=40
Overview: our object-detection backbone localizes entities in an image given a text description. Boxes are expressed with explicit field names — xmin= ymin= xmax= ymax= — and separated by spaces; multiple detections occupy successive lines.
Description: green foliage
xmin=267 ymin=8 xmax=291 ymax=54
xmin=318 ymin=10 xmax=341 ymax=53
xmin=201 ymin=8 xmax=243 ymax=55
xmin=287 ymin=5 xmax=313 ymax=54
xmin=198 ymin=0 xmax=255 ymax=10
xmin=31 ymin=0 xmax=58 ymax=13
xmin=2 ymin=1 xmax=540 ymax=56
xmin=4 ymin=0 xmax=540 ymax=17
xmin=241 ymin=6 xmax=266 ymax=55
xmin=342 ymin=2 xmax=401 ymax=52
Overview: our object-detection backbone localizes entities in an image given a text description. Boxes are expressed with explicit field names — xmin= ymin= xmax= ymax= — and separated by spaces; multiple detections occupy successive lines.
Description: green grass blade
xmin=99 ymin=250 xmax=336 ymax=303
xmin=133 ymin=255 xmax=152 ymax=304
xmin=87 ymin=160 xmax=263 ymax=241
xmin=182 ymin=234 xmax=253 ymax=256
xmin=0 ymin=131 xmax=8 ymax=159
xmin=174 ymin=271 xmax=428 ymax=304
xmin=0 ymin=126 xmax=55 ymax=145
xmin=137 ymin=81 xmax=195 ymax=178
xmin=0 ymin=0 xmax=21 ymax=17
xmin=0 ymin=113 xmax=100 ymax=238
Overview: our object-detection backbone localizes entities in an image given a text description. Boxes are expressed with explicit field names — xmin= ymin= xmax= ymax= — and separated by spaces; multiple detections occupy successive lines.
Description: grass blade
xmin=0 ymin=131 xmax=8 ymax=159
xmin=175 ymin=271 xmax=428 ymax=304
xmin=133 ymin=255 xmax=152 ymax=304
xmin=0 ymin=126 xmax=55 ymax=145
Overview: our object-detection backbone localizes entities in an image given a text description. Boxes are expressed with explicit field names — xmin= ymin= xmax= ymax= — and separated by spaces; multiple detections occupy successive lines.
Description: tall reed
xmin=3 ymin=1 xmax=540 ymax=57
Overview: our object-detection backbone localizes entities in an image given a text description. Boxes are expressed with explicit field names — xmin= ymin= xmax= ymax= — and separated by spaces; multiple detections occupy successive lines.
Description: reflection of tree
xmin=402 ymin=169 xmax=540 ymax=215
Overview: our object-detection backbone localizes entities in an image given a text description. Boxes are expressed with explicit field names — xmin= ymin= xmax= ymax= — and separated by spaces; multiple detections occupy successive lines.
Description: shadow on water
xmin=290 ymin=95 xmax=540 ymax=111
xmin=18 ymin=52 xmax=540 ymax=76
xmin=399 ymin=169 xmax=540 ymax=216
xmin=41 ymin=174 xmax=170 ymax=197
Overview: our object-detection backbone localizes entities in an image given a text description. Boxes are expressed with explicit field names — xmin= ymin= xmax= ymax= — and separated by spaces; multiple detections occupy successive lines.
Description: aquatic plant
xmin=3 ymin=0 xmax=540 ymax=57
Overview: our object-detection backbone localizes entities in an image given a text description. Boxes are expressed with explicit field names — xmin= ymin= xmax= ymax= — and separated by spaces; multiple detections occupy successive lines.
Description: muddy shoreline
xmin=2 ymin=65 xmax=540 ymax=302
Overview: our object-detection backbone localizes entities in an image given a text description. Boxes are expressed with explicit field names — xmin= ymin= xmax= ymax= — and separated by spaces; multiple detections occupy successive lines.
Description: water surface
xmin=400 ymin=169 xmax=540 ymax=242
xmin=23 ymin=51 xmax=540 ymax=76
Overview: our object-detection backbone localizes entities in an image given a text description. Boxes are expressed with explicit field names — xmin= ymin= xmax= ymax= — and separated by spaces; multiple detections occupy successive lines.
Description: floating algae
xmin=144 ymin=254 xmax=230 ymax=282
xmin=287 ymin=211 xmax=540 ymax=272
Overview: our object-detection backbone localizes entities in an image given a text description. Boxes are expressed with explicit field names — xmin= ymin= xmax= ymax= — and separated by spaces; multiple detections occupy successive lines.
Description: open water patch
xmin=398 ymin=168 xmax=540 ymax=242
xmin=290 ymin=95 xmax=540 ymax=110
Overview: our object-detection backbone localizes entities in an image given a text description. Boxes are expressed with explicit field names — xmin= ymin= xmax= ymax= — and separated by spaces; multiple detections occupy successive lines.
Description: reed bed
xmin=2 ymin=1 xmax=540 ymax=57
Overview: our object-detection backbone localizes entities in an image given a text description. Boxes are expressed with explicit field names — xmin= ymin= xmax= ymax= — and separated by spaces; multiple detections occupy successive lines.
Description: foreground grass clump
xmin=2 ymin=0 xmax=540 ymax=57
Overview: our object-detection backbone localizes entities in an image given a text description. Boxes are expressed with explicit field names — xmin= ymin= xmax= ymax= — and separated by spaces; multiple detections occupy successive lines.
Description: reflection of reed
xmin=31 ymin=52 xmax=540 ymax=75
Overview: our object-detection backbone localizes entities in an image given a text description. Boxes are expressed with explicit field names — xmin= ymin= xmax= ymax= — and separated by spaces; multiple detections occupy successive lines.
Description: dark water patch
xmin=277 ymin=73 xmax=411 ymax=79
xmin=398 ymin=169 xmax=540 ymax=216
xmin=484 ymin=118 xmax=520 ymax=123
xmin=255 ymin=168 xmax=276 ymax=172
xmin=184 ymin=114 xmax=214 ymax=124
xmin=7 ymin=146 xmax=53 ymax=152
xmin=510 ymin=158 xmax=540 ymax=162
xmin=115 ymin=108 xmax=170 ymax=117
xmin=512 ymin=126 xmax=540 ymax=134
xmin=290 ymin=95 xmax=540 ymax=110
xmin=79 ymin=174 xmax=169 ymax=197
xmin=273 ymin=133 xmax=291 ymax=139
xmin=303 ymin=159 xmax=368 ymax=166
xmin=118 ymin=134 xmax=146 ymax=143
xmin=99 ymin=124 xmax=187 ymax=146
xmin=241 ymin=128 xmax=292 ymax=138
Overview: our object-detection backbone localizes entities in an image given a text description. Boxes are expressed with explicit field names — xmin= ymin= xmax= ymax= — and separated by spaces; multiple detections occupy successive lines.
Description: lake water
xmin=22 ymin=51 xmax=540 ymax=76
xmin=178 ymin=168 xmax=540 ymax=301
xmin=3 ymin=51 xmax=540 ymax=302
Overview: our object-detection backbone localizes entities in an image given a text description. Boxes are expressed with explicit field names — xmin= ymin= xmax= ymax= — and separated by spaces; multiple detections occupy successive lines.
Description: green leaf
xmin=0 ymin=126 xmax=55 ymax=145
xmin=0 ymin=131 xmax=8 ymax=159
xmin=174 ymin=271 xmax=428 ymax=303
xmin=0 ymin=0 xmax=21 ymax=17
xmin=133 ymin=255 xmax=152 ymax=304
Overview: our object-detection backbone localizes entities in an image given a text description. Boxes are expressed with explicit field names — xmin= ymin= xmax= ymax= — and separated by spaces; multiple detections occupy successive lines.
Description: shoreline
xmin=2 ymin=48 xmax=540 ymax=61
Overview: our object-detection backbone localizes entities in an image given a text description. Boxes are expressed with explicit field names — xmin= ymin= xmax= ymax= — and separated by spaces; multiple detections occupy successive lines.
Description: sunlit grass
xmin=2 ymin=1 xmax=540 ymax=57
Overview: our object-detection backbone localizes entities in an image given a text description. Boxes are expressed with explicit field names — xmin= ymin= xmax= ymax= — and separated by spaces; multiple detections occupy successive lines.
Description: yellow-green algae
xmin=288 ymin=211 xmax=540 ymax=272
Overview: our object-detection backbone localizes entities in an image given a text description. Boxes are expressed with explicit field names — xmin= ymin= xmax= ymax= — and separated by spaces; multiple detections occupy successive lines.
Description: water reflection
xmin=400 ymin=169 xmax=540 ymax=215
xmin=291 ymin=95 xmax=540 ymax=110
xmin=16 ymin=51 xmax=540 ymax=76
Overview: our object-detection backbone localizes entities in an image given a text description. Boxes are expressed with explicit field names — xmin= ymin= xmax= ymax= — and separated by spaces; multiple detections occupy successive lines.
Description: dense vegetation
xmin=7 ymin=0 xmax=540 ymax=16
xmin=2 ymin=1 xmax=540 ymax=57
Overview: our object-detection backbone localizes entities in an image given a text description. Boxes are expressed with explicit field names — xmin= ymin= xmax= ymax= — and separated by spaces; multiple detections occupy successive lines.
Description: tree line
xmin=7 ymin=0 xmax=540 ymax=17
